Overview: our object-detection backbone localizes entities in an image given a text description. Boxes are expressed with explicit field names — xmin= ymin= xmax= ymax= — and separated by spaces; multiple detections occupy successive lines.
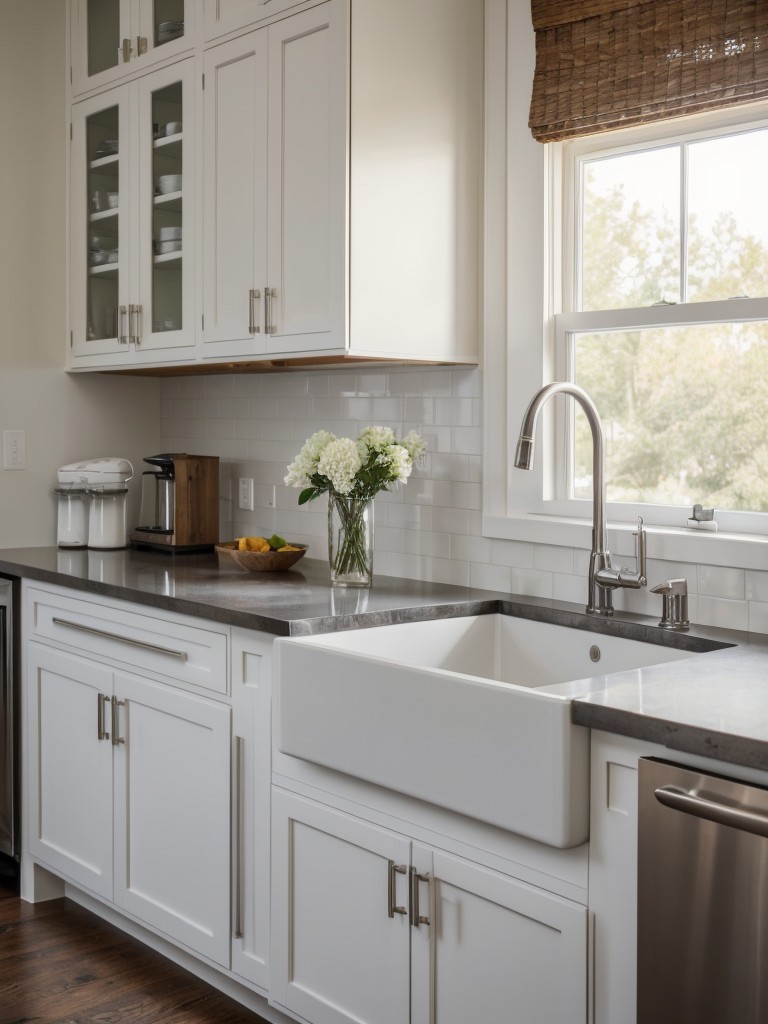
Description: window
xmin=555 ymin=113 xmax=768 ymax=532
xmin=482 ymin=0 xmax=768 ymax=564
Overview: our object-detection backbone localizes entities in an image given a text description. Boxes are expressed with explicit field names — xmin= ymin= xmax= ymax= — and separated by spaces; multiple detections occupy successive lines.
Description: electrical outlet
xmin=238 ymin=477 xmax=254 ymax=511
xmin=3 ymin=430 xmax=25 ymax=470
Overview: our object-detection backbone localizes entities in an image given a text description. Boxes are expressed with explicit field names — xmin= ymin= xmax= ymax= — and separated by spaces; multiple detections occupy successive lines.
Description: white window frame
xmin=482 ymin=0 xmax=768 ymax=569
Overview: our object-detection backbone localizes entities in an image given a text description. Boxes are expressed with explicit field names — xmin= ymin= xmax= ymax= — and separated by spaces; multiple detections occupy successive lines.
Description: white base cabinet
xmin=27 ymin=640 xmax=231 ymax=966
xmin=270 ymin=787 xmax=588 ymax=1024
xmin=24 ymin=584 xmax=233 ymax=969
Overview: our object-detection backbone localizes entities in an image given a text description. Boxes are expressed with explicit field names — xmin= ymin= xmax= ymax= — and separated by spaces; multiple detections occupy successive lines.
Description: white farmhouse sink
xmin=276 ymin=614 xmax=698 ymax=848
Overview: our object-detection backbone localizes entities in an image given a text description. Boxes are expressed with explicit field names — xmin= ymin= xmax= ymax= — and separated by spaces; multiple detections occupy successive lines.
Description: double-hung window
xmin=554 ymin=111 xmax=768 ymax=535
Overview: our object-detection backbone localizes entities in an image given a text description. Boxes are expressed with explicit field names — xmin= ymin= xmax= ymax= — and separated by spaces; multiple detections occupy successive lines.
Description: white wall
xmin=0 ymin=1 xmax=161 ymax=546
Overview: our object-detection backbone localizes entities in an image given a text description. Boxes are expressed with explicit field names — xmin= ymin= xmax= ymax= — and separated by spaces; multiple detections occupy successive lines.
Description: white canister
xmin=87 ymin=486 xmax=129 ymax=549
xmin=56 ymin=488 xmax=88 ymax=548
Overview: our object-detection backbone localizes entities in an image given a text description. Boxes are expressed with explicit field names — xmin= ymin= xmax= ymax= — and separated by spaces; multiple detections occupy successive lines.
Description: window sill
xmin=482 ymin=513 xmax=768 ymax=571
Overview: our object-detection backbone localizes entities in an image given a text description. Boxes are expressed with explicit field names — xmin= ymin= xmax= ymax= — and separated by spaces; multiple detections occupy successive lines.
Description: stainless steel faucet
xmin=514 ymin=382 xmax=647 ymax=616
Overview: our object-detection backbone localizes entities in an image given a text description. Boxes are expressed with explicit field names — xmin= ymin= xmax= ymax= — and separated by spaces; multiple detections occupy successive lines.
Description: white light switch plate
xmin=3 ymin=430 xmax=25 ymax=470
xmin=238 ymin=477 xmax=254 ymax=510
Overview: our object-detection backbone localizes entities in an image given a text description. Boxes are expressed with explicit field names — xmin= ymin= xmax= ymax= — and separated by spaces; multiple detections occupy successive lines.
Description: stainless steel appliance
xmin=638 ymin=756 xmax=768 ymax=1023
xmin=0 ymin=577 xmax=19 ymax=865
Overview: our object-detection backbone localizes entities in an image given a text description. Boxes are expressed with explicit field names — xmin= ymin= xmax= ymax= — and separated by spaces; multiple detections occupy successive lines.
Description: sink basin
xmin=276 ymin=613 xmax=699 ymax=848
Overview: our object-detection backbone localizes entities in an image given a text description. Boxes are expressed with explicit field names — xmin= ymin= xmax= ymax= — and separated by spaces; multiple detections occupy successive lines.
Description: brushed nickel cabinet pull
xmin=233 ymin=736 xmax=244 ymax=939
xmin=121 ymin=38 xmax=132 ymax=63
xmin=264 ymin=287 xmax=276 ymax=334
xmin=111 ymin=698 xmax=125 ymax=746
xmin=129 ymin=304 xmax=143 ymax=346
xmin=248 ymin=289 xmax=261 ymax=334
xmin=137 ymin=36 xmax=147 ymax=56
xmin=387 ymin=860 xmax=407 ymax=918
xmin=51 ymin=617 xmax=188 ymax=661
xmin=409 ymin=867 xmax=431 ymax=927
xmin=118 ymin=305 xmax=129 ymax=345
xmin=97 ymin=693 xmax=110 ymax=741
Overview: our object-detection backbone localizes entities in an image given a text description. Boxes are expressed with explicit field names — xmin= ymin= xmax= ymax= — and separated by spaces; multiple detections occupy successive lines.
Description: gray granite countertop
xmin=2 ymin=546 xmax=767 ymax=771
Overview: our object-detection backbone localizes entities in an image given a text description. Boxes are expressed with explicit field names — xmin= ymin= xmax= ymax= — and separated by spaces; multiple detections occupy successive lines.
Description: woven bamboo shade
xmin=529 ymin=0 xmax=768 ymax=142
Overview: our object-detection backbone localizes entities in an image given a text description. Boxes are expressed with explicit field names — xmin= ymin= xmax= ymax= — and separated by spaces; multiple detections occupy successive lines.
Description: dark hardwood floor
xmin=0 ymin=867 xmax=269 ymax=1024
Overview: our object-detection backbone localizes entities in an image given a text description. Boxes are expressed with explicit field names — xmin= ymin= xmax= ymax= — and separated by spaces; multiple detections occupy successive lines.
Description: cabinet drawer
xmin=27 ymin=586 xmax=228 ymax=695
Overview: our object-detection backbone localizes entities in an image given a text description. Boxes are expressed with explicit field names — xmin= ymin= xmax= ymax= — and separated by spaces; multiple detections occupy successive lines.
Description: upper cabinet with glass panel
xmin=71 ymin=0 xmax=194 ymax=96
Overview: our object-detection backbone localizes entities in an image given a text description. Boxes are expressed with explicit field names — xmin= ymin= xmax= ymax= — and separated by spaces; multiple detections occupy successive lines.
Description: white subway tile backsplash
xmin=697 ymin=596 xmax=749 ymax=633
xmin=532 ymin=544 xmax=574 ymax=574
xmin=448 ymin=480 xmax=481 ymax=511
xmin=747 ymin=571 xmax=768 ymax=602
xmin=451 ymin=532 xmax=490 ymax=563
xmin=698 ymin=565 xmax=745 ymax=600
xmin=490 ymin=538 xmax=534 ymax=569
xmin=159 ymin=366 xmax=767 ymax=635
xmin=748 ymin=601 xmax=768 ymax=634
xmin=451 ymin=426 xmax=482 ymax=455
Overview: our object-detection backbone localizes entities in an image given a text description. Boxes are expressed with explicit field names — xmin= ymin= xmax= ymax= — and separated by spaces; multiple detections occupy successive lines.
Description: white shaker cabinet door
xmin=111 ymin=671 xmax=231 ymax=967
xmin=27 ymin=643 xmax=114 ymax=901
xmin=201 ymin=29 xmax=269 ymax=359
xmin=265 ymin=0 xmax=347 ymax=355
xmin=426 ymin=851 xmax=588 ymax=1024
xmin=271 ymin=789 xmax=411 ymax=1024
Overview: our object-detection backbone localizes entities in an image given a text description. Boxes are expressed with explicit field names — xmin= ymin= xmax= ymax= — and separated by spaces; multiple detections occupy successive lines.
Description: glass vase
xmin=328 ymin=495 xmax=374 ymax=587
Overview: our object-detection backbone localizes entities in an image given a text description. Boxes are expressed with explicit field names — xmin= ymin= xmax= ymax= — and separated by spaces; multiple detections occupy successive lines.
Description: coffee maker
xmin=131 ymin=454 xmax=219 ymax=551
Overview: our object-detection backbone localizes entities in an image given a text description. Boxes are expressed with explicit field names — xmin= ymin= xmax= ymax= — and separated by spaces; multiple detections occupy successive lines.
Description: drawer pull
xmin=51 ymin=617 xmax=188 ymax=662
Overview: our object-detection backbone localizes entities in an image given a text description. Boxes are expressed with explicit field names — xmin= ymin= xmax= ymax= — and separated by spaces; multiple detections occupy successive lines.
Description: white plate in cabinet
xmin=270 ymin=789 xmax=588 ymax=1024
xmin=26 ymin=642 xmax=232 ymax=967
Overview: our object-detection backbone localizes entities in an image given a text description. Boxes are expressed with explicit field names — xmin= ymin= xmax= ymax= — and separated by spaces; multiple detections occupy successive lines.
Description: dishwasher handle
xmin=655 ymin=785 xmax=768 ymax=839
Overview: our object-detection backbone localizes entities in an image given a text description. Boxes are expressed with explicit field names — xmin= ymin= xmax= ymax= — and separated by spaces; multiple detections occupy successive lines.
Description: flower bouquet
xmin=285 ymin=426 xmax=426 ymax=586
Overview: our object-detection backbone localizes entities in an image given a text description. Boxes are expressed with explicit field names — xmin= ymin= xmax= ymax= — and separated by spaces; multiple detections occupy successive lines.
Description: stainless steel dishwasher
xmin=638 ymin=756 xmax=768 ymax=1024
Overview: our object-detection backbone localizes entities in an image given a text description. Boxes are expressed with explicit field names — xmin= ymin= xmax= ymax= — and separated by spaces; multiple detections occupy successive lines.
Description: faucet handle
xmin=650 ymin=578 xmax=689 ymax=631
xmin=633 ymin=516 xmax=647 ymax=586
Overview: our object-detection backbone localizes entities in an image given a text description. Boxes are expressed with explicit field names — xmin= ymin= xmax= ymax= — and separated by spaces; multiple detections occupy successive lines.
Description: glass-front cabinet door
xmin=137 ymin=60 xmax=196 ymax=353
xmin=71 ymin=86 xmax=131 ymax=358
xmin=71 ymin=60 xmax=196 ymax=365
xmin=71 ymin=0 xmax=193 ymax=96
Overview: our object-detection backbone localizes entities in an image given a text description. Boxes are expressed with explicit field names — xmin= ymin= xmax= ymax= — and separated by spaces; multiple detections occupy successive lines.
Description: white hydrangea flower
xmin=401 ymin=430 xmax=426 ymax=462
xmin=377 ymin=444 xmax=413 ymax=483
xmin=358 ymin=425 xmax=396 ymax=455
xmin=317 ymin=437 xmax=362 ymax=495
xmin=284 ymin=429 xmax=336 ymax=487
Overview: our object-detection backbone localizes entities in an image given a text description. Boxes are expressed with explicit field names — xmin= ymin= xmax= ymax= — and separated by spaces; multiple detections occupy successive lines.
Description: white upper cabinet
xmin=70 ymin=59 xmax=197 ymax=365
xmin=202 ymin=0 xmax=310 ymax=43
xmin=68 ymin=0 xmax=483 ymax=371
xmin=201 ymin=2 xmax=345 ymax=361
xmin=71 ymin=0 xmax=195 ymax=96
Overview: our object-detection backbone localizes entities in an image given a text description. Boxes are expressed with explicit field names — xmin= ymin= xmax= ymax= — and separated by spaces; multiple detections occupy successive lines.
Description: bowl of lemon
xmin=216 ymin=534 xmax=307 ymax=572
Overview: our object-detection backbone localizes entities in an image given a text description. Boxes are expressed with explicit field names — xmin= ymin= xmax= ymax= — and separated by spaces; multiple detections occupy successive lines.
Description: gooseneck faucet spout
xmin=514 ymin=382 xmax=646 ymax=616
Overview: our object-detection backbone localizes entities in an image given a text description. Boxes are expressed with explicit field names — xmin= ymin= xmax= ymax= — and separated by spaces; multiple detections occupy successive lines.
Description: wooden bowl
xmin=215 ymin=541 xmax=308 ymax=572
